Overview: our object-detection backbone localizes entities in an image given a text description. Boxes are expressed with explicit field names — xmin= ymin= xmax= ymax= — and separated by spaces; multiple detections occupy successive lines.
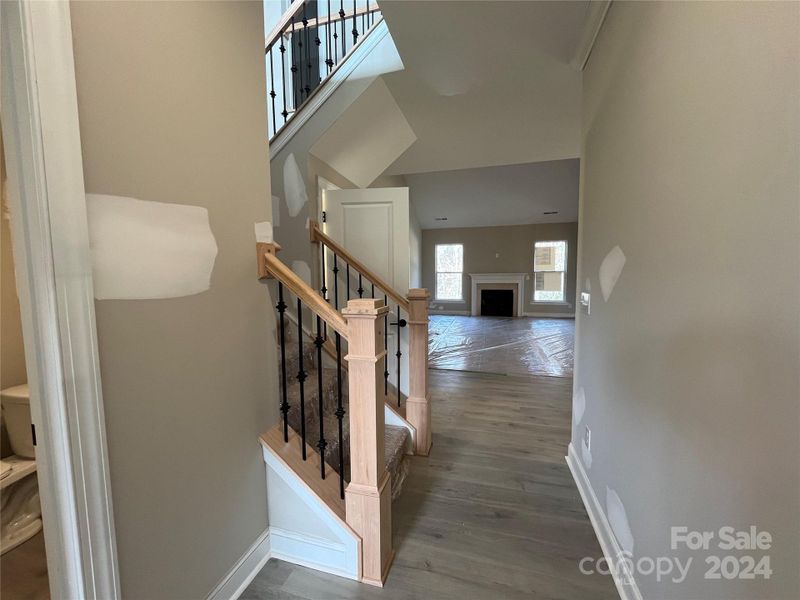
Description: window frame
xmin=434 ymin=243 xmax=464 ymax=302
xmin=532 ymin=240 xmax=569 ymax=304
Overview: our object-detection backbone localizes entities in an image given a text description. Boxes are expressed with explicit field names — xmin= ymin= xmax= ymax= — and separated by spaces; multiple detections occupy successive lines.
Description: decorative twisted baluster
xmin=314 ymin=316 xmax=327 ymax=478
xmin=335 ymin=331 xmax=345 ymax=498
xmin=332 ymin=253 xmax=340 ymax=310
xmin=297 ymin=298 xmax=307 ymax=459
xmin=277 ymin=283 xmax=290 ymax=442
xmin=396 ymin=304 xmax=402 ymax=407
xmin=383 ymin=293 xmax=389 ymax=396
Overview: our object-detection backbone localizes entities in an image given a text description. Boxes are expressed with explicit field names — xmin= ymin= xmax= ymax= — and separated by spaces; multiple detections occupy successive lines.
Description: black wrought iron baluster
xmin=335 ymin=331 xmax=345 ymax=499
xmin=277 ymin=283 xmax=290 ymax=442
xmin=361 ymin=2 xmax=365 ymax=36
xmin=333 ymin=254 xmax=340 ymax=310
xmin=290 ymin=17 xmax=299 ymax=110
xmin=339 ymin=1 xmax=346 ymax=57
xmin=315 ymin=316 xmax=327 ymax=478
xmin=297 ymin=298 xmax=307 ymax=459
xmin=357 ymin=273 xmax=364 ymax=298
xmin=298 ymin=8 xmax=306 ymax=101
xmin=333 ymin=1 xmax=341 ymax=64
xmin=326 ymin=0 xmax=334 ymax=73
xmin=352 ymin=0 xmax=358 ymax=45
xmin=268 ymin=46 xmax=277 ymax=137
xmin=302 ymin=3 xmax=312 ymax=98
xmin=280 ymin=33 xmax=288 ymax=124
xmin=346 ymin=263 xmax=351 ymax=301
xmin=320 ymin=243 xmax=328 ymax=301
xmin=320 ymin=243 xmax=328 ymax=339
xmin=314 ymin=9 xmax=322 ymax=85
xmin=396 ymin=304 xmax=402 ymax=407
xmin=371 ymin=282 xmax=375 ymax=299
xmin=383 ymin=293 xmax=389 ymax=396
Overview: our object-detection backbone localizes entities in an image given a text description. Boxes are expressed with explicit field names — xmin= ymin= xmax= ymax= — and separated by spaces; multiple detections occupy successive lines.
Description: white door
xmin=322 ymin=187 xmax=410 ymax=295
xmin=322 ymin=187 xmax=411 ymax=398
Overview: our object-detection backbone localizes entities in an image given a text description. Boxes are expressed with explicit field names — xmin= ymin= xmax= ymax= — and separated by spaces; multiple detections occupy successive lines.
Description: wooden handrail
xmin=310 ymin=222 xmax=410 ymax=313
xmin=261 ymin=249 xmax=349 ymax=340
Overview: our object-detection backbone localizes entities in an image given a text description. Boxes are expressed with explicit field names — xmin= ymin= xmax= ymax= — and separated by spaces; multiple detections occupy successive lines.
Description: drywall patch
xmin=255 ymin=221 xmax=273 ymax=244
xmin=581 ymin=430 xmax=593 ymax=469
xmin=606 ymin=487 xmax=635 ymax=554
xmin=283 ymin=154 xmax=308 ymax=218
xmin=573 ymin=386 xmax=586 ymax=425
xmin=291 ymin=260 xmax=312 ymax=287
xmin=599 ymin=246 xmax=626 ymax=302
xmin=86 ymin=194 xmax=217 ymax=300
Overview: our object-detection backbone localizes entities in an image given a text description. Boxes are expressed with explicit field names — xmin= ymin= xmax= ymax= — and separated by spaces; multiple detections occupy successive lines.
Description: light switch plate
xmin=580 ymin=292 xmax=591 ymax=315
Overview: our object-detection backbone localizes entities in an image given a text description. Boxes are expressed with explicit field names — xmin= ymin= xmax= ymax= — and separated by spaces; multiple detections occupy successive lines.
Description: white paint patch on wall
xmin=606 ymin=486 xmax=635 ymax=555
xmin=599 ymin=245 xmax=626 ymax=302
xmin=581 ymin=432 xmax=593 ymax=469
xmin=291 ymin=260 xmax=312 ymax=287
xmin=255 ymin=221 xmax=273 ymax=243
xmin=86 ymin=194 xmax=218 ymax=300
xmin=573 ymin=386 xmax=586 ymax=425
xmin=283 ymin=154 xmax=308 ymax=218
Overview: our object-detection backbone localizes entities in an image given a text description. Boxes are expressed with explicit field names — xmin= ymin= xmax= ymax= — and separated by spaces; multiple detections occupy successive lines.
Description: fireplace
xmin=480 ymin=289 xmax=514 ymax=317
xmin=469 ymin=273 xmax=526 ymax=317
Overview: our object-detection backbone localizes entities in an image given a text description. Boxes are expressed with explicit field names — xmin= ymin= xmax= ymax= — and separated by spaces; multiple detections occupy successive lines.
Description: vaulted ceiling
xmin=378 ymin=0 xmax=594 ymax=176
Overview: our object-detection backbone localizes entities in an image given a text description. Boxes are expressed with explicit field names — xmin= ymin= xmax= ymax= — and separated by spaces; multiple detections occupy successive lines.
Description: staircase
xmin=279 ymin=324 xmax=411 ymax=500
xmin=256 ymin=235 xmax=430 ymax=587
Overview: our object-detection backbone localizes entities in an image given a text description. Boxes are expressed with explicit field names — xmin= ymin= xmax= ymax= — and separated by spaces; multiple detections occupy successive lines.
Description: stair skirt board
xmin=261 ymin=444 xmax=362 ymax=582
xmin=385 ymin=403 xmax=416 ymax=454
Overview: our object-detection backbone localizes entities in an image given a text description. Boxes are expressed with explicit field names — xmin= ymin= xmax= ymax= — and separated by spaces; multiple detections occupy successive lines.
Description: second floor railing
xmin=266 ymin=0 xmax=382 ymax=139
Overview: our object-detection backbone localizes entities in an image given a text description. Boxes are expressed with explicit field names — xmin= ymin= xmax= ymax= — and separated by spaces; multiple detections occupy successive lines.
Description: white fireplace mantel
xmin=468 ymin=273 xmax=527 ymax=317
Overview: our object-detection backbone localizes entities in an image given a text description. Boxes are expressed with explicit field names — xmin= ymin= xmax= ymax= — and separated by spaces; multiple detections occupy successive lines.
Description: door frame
xmin=1 ymin=2 xmax=120 ymax=598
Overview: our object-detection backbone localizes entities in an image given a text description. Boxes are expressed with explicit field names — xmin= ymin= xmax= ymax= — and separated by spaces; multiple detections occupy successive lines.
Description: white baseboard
xmin=522 ymin=311 xmax=575 ymax=318
xmin=206 ymin=529 xmax=272 ymax=600
xmin=429 ymin=309 xmax=470 ymax=316
xmin=566 ymin=444 xmax=643 ymax=600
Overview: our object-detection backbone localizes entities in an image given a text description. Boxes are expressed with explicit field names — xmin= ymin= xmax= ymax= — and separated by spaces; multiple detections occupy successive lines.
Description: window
xmin=533 ymin=241 xmax=567 ymax=302
xmin=435 ymin=244 xmax=463 ymax=300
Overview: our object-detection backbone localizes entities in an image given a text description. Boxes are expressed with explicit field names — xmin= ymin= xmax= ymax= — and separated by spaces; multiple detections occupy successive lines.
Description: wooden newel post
xmin=342 ymin=298 xmax=394 ymax=586
xmin=406 ymin=288 xmax=431 ymax=455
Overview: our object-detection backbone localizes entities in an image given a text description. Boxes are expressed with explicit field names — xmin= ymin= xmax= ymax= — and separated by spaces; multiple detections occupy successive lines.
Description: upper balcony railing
xmin=266 ymin=0 xmax=382 ymax=140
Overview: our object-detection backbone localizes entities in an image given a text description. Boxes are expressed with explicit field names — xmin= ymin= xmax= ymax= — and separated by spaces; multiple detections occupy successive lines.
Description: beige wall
xmin=69 ymin=2 xmax=276 ymax=598
xmin=575 ymin=2 xmax=799 ymax=598
xmin=421 ymin=222 xmax=578 ymax=316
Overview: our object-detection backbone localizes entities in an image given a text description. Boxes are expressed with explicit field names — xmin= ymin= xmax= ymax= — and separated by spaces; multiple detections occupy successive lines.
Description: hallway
xmin=429 ymin=316 xmax=575 ymax=378
xmin=244 ymin=368 xmax=615 ymax=599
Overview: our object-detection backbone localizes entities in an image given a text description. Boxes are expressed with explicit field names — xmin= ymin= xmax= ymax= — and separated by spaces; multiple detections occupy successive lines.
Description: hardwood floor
xmin=243 ymin=369 xmax=616 ymax=599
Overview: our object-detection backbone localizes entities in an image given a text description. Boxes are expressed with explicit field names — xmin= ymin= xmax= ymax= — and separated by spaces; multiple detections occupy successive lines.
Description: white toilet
xmin=0 ymin=384 xmax=43 ymax=555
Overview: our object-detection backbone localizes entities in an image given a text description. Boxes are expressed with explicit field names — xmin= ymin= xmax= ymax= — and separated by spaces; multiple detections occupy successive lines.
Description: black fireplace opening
xmin=480 ymin=289 xmax=514 ymax=317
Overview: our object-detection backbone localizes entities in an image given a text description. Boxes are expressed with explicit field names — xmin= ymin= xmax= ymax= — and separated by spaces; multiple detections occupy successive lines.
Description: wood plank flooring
xmin=243 ymin=369 xmax=616 ymax=599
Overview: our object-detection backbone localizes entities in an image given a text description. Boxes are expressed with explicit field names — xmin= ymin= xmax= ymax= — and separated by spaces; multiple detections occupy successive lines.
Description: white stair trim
xmin=261 ymin=445 xmax=361 ymax=582
xmin=566 ymin=443 xmax=643 ymax=600
xmin=385 ymin=403 xmax=416 ymax=454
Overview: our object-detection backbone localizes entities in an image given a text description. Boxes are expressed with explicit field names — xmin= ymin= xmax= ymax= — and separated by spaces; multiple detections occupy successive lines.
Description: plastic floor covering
xmin=428 ymin=315 xmax=574 ymax=378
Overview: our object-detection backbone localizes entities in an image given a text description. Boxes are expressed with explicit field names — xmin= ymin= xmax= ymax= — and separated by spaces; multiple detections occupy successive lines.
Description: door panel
xmin=323 ymin=187 xmax=409 ymax=295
